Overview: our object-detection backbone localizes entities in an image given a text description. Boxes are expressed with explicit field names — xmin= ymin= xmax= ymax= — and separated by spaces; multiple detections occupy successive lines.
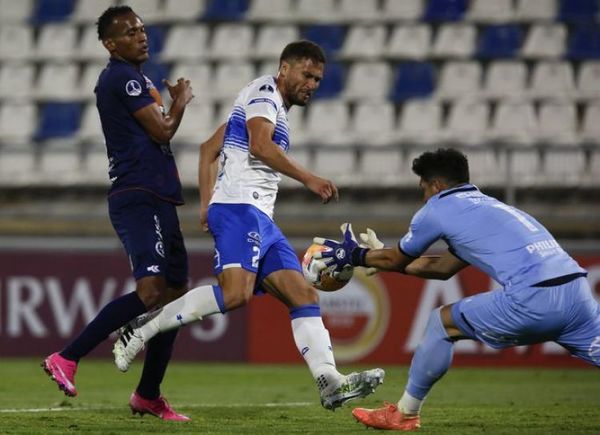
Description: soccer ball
xmin=302 ymin=243 xmax=353 ymax=292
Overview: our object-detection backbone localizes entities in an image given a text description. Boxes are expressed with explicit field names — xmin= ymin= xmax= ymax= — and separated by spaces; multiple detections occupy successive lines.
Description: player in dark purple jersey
xmin=42 ymin=6 xmax=194 ymax=421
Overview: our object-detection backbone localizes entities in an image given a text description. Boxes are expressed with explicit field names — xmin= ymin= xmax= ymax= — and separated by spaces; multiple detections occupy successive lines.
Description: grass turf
xmin=0 ymin=359 xmax=598 ymax=434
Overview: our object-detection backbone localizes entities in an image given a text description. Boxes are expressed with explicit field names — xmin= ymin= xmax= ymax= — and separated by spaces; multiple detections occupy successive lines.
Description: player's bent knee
xmin=221 ymin=285 xmax=254 ymax=310
xmin=136 ymin=276 xmax=167 ymax=309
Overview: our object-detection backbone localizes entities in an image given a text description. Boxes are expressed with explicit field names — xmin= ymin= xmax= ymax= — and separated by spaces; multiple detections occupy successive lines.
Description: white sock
xmin=139 ymin=285 xmax=221 ymax=341
xmin=398 ymin=391 xmax=423 ymax=416
xmin=291 ymin=316 xmax=340 ymax=387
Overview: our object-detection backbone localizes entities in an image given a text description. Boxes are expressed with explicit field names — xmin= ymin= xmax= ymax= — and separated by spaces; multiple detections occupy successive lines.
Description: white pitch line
xmin=0 ymin=402 xmax=313 ymax=414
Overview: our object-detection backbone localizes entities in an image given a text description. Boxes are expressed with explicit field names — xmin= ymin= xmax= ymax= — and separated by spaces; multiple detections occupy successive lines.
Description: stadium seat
xmin=34 ymin=63 xmax=80 ymax=101
xmin=303 ymin=100 xmax=350 ymax=146
xmin=213 ymin=61 xmax=254 ymax=102
xmin=254 ymin=25 xmax=299 ymax=60
xmin=342 ymin=62 xmax=392 ymax=101
xmin=396 ymin=99 xmax=442 ymax=145
xmin=466 ymin=0 xmax=514 ymax=23
xmin=77 ymin=103 xmax=103 ymax=145
xmin=70 ymin=0 xmax=118 ymax=23
xmin=579 ymin=102 xmax=600 ymax=143
xmin=77 ymin=26 xmax=109 ymax=61
xmin=431 ymin=23 xmax=476 ymax=58
xmin=174 ymin=104 xmax=215 ymax=146
xmin=38 ymin=142 xmax=82 ymax=184
xmin=169 ymin=63 xmax=212 ymax=99
xmin=567 ymin=25 xmax=600 ymax=60
xmin=0 ymin=63 xmax=35 ymax=101
xmin=203 ymin=0 xmax=248 ymax=21
xmin=314 ymin=149 xmax=356 ymax=183
xmin=536 ymin=101 xmax=578 ymax=145
xmin=359 ymin=149 xmax=403 ymax=185
xmin=77 ymin=63 xmax=106 ymax=99
xmin=436 ymin=61 xmax=482 ymax=100
xmin=521 ymin=24 xmax=566 ymax=59
xmin=145 ymin=25 xmax=166 ymax=57
xmin=257 ymin=61 xmax=279 ymax=78
xmin=386 ymin=25 xmax=431 ymax=60
xmin=126 ymin=0 xmax=163 ymax=24
xmin=0 ymin=0 xmax=34 ymax=23
xmin=509 ymin=149 xmax=541 ymax=185
xmin=464 ymin=148 xmax=506 ymax=186
xmin=163 ymin=0 xmax=206 ymax=22
xmin=390 ymin=62 xmax=435 ymax=102
xmin=543 ymin=150 xmax=585 ymax=185
xmin=295 ymin=0 xmax=337 ymax=23
xmin=528 ymin=61 xmax=575 ymax=99
xmin=160 ymin=25 xmax=209 ymax=62
xmin=35 ymin=24 xmax=78 ymax=61
xmin=82 ymin=142 xmax=110 ymax=184
xmin=286 ymin=106 xmax=307 ymax=146
xmin=483 ymin=61 xmax=527 ymax=99
xmin=302 ymin=25 xmax=346 ymax=58
xmin=0 ymin=25 xmax=34 ymax=61
xmin=0 ymin=103 xmax=37 ymax=145
xmin=176 ymin=147 xmax=200 ymax=186
xmin=0 ymin=144 xmax=38 ymax=185
xmin=142 ymin=62 xmax=169 ymax=91
xmin=443 ymin=100 xmax=490 ymax=145
xmin=381 ymin=0 xmax=424 ymax=21
xmin=577 ymin=61 xmax=600 ymax=99
xmin=589 ymin=149 xmax=600 ymax=182
xmin=286 ymin=147 xmax=311 ymax=170
xmin=478 ymin=25 xmax=523 ymax=59
xmin=423 ymin=0 xmax=467 ymax=22
xmin=337 ymin=0 xmax=381 ymax=23
xmin=313 ymin=62 xmax=344 ymax=99
xmin=31 ymin=0 xmax=75 ymax=24
xmin=487 ymin=100 xmax=537 ymax=146
xmin=339 ymin=25 xmax=387 ymax=60
xmin=558 ymin=0 xmax=598 ymax=23
xmin=209 ymin=24 xmax=253 ymax=60
xmin=350 ymin=102 xmax=396 ymax=146
xmin=514 ymin=0 xmax=557 ymax=21
xmin=35 ymin=103 xmax=82 ymax=140
xmin=247 ymin=0 xmax=293 ymax=22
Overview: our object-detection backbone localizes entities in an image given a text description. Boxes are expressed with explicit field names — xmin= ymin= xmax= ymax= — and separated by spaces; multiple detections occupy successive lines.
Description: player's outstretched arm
xmin=199 ymin=123 xmax=226 ymax=232
xmin=404 ymin=251 xmax=469 ymax=280
xmin=133 ymin=78 xmax=194 ymax=144
xmin=247 ymin=117 xmax=338 ymax=203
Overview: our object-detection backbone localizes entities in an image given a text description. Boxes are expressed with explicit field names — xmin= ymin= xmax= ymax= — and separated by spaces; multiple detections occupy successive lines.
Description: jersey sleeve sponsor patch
xmin=125 ymin=79 xmax=142 ymax=96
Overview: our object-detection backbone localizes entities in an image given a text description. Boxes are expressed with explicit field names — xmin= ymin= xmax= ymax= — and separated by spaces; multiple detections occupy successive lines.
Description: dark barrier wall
xmin=1 ymin=251 xmax=599 ymax=367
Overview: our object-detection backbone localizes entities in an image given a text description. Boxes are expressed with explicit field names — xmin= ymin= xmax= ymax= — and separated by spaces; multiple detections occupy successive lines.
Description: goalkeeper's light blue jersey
xmin=399 ymin=184 xmax=586 ymax=290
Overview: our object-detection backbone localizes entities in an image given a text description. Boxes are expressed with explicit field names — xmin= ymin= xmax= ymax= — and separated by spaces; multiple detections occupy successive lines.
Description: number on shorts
xmin=252 ymin=245 xmax=260 ymax=268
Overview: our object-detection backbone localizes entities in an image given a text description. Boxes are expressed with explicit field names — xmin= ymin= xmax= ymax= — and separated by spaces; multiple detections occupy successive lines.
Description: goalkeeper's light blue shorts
xmin=207 ymin=203 xmax=302 ymax=294
xmin=451 ymin=276 xmax=600 ymax=367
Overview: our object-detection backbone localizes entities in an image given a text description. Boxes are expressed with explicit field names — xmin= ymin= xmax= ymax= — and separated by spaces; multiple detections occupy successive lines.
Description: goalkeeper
xmin=315 ymin=148 xmax=599 ymax=431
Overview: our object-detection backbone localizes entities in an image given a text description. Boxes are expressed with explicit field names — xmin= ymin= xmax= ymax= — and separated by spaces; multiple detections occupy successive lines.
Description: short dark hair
xmin=279 ymin=40 xmax=326 ymax=66
xmin=96 ymin=6 xmax=135 ymax=40
xmin=412 ymin=148 xmax=470 ymax=185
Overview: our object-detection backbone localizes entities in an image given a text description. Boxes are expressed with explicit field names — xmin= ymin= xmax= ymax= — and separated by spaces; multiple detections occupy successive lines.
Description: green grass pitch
xmin=0 ymin=359 xmax=598 ymax=434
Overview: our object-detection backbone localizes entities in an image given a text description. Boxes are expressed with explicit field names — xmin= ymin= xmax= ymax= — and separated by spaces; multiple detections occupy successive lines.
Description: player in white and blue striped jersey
xmin=113 ymin=41 xmax=384 ymax=411
xmin=314 ymin=148 xmax=599 ymax=430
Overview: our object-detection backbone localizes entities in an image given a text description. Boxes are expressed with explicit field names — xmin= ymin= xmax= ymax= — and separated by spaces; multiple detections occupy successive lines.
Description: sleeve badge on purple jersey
xmin=126 ymin=79 xmax=142 ymax=96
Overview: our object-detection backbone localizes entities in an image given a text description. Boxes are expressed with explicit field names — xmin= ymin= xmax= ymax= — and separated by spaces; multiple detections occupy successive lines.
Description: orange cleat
xmin=352 ymin=402 xmax=421 ymax=431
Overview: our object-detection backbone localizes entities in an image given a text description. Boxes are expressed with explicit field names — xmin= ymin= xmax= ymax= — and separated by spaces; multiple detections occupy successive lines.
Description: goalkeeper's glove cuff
xmin=351 ymin=247 xmax=370 ymax=267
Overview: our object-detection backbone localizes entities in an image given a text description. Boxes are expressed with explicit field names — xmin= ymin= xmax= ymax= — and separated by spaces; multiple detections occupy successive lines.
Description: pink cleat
xmin=129 ymin=391 xmax=191 ymax=421
xmin=41 ymin=352 xmax=78 ymax=397
xmin=352 ymin=402 xmax=421 ymax=431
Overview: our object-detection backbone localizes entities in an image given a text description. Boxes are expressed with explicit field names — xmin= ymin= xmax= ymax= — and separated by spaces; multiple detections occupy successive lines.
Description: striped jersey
xmin=210 ymin=75 xmax=290 ymax=218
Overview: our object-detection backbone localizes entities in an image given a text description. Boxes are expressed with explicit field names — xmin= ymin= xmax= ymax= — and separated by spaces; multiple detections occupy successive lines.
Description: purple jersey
xmin=95 ymin=58 xmax=183 ymax=204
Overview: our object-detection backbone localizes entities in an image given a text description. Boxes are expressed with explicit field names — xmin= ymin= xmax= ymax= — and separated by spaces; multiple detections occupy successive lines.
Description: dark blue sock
xmin=136 ymin=329 xmax=179 ymax=400
xmin=60 ymin=292 xmax=147 ymax=362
